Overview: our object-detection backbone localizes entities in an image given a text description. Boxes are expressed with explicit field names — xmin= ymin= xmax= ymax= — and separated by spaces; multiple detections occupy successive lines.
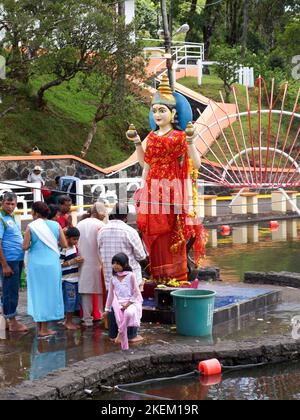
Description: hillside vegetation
xmin=0 ymin=76 xmax=150 ymax=167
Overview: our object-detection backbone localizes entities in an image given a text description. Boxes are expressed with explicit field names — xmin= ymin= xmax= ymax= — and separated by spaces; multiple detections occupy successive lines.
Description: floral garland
xmin=188 ymin=158 xmax=199 ymax=218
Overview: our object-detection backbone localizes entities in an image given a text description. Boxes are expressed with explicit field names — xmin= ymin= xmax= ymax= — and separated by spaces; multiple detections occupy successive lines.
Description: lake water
xmin=94 ymin=361 xmax=300 ymax=401
xmin=206 ymin=220 xmax=300 ymax=282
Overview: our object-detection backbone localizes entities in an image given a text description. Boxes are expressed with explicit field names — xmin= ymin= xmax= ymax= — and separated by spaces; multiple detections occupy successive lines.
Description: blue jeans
xmin=108 ymin=309 xmax=137 ymax=340
xmin=0 ymin=261 xmax=23 ymax=319
xmin=62 ymin=281 xmax=80 ymax=313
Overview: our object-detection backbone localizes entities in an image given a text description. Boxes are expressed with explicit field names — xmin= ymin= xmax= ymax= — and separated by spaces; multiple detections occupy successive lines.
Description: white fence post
xmin=243 ymin=67 xmax=247 ymax=86
xmin=239 ymin=66 xmax=243 ymax=85
xmin=197 ymin=59 xmax=203 ymax=86
xmin=249 ymin=67 xmax=254 ymax=88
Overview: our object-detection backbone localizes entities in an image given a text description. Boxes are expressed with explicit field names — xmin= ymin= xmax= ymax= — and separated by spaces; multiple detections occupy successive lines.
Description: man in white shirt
xmin=77 ymin=202 xmax=107 ymax=326
xmin=27 ymin=166 xmax=45 ymax=185
xmin=98 ymin=203 xmax=147 ymax=342
xmin=98 ymin=203 xmax=146 ymax=291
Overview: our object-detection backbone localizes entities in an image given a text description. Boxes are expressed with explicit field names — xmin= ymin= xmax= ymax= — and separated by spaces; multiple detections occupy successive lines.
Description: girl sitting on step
xmin=103 ymin=253 xmax=143 ymax=350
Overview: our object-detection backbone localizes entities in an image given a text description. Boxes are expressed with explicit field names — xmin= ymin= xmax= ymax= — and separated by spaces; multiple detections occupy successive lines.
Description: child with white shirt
xmin=60 ymin=227 xmax=84 ymax=330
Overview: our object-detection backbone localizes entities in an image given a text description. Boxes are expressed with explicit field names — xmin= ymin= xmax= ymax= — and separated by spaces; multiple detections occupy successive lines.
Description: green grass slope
xmin=0 ymin=77 xmax=150 ymax=167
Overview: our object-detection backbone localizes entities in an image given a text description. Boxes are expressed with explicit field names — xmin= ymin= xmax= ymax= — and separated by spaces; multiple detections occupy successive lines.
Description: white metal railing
xmin=0 ymin=181 xmax=42 ymax=220
xmin=76 ymin=177 xmax=142 ymax=214
xmin=145 ymin=43 xmax=204 ymax=77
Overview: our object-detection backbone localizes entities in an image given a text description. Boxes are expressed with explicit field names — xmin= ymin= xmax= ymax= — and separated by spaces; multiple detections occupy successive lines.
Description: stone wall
xmin=0 ymin=158 xmax=105 ymax=187
xmin=245 ymin=272 xmax=300 ymax=288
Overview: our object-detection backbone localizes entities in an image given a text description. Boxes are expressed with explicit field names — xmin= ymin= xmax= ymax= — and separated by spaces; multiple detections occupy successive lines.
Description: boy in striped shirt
xmin=60 ymin=227 xmax=84 ymax=330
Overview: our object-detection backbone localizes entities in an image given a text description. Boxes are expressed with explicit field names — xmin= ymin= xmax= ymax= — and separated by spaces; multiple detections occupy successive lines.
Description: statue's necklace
xmin=156 ymin=128 xmax=174 ymax=137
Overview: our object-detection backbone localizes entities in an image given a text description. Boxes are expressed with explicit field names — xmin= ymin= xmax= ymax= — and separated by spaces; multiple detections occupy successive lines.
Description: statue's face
xmin=152 ymin=104 xmax=176 ymax=129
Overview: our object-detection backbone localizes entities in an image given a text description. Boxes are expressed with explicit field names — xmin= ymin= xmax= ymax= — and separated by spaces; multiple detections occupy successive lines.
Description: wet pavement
xmin=0 ymin=283 xmax=299 ymax=390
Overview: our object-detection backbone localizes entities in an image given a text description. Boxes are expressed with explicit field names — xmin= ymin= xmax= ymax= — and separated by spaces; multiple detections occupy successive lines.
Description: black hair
xmin=65 ymin=227 xmax=80 ymax=239
xmin=32 ymin=201 xmax=50 ymax=218
xmin=109 ymin=203 xmax=129 ymax=221
xmin=112 ymin=253 xmax=132 ymax=275
xmin=58 ymin=195 xmax=72 ymax=205
xmin=47 ymin=204 xmax=59 ymax=220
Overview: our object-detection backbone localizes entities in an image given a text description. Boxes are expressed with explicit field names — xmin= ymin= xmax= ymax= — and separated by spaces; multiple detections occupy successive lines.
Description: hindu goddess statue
xmin=127 ymin=75 xmax=206 ymax=283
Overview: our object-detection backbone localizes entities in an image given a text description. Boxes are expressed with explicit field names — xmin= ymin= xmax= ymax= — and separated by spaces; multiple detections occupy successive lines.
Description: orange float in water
xmin=270 ymin=221 xmax=279 ymax=229
xmin=198 ymin=359 xmax=222 ymax=376
xmin=220 ymin=225 xmax=231 ymax=236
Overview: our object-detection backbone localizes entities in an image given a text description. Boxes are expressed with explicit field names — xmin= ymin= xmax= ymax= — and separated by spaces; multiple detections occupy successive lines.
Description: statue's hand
xmin=185 ymin=122 xmax=197 ymax=144
xmin=126 ymin=124 xmax=140 ymax=143
xmin=185 ymin=122 xmax=196 ymax=139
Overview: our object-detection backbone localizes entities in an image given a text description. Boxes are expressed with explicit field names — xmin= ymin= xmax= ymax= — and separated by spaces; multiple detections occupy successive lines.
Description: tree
xmin=0 ymin=0 xmax=39 ymax=91
xmin=277 ymin=20 xmax=300 ymax=62
xmin=202 ymin=0 xmax=223 ymax=58
xmin=135 ymin=0 xmax=159 ymax=38
xmin=215 ymin=46 xmax=242 ymax=101
xmin=248 ymin=0 xmax=300 ymax=51
xmin=225 ymin=0 xmax=243 ymax=46
xmin=34 ymin=1 xmax=119 ymax=108
xmin=241 ymin=0 xmax=250 ymax=58
xmin=80 ymin=21 xmax=145 ymax=158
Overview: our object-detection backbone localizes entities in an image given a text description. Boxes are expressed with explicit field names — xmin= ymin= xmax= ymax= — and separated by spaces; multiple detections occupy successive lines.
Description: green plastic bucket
xmin=171 ymin=289 xmax=216 ymax=337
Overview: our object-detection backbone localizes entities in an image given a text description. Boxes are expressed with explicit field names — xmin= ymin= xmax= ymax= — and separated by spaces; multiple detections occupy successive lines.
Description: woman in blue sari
xmin=23 ymin=202 xmax=67 ymax=337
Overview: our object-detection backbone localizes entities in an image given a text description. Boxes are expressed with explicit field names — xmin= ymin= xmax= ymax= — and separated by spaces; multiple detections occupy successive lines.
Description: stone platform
xmin=142 ymin=285 xmax=281 ymax=325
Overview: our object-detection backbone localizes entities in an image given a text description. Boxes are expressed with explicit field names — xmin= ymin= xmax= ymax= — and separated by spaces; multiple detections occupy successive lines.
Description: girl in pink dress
xmin=103 ymin=253 xmax=143 ymax=350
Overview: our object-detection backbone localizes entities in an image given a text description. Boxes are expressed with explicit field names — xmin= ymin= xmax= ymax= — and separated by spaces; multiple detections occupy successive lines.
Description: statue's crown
xmin=151 ymin=74 xmax=176 ymax=107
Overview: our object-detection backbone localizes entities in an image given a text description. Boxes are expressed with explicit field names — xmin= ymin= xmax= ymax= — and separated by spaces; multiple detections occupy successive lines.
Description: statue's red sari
xmin=135 ymin=130 xmax=206 ymax=282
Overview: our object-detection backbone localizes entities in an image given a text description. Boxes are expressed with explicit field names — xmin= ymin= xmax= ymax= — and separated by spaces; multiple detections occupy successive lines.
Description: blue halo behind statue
xmin=149 ymin=91 xmax=193 ymax=131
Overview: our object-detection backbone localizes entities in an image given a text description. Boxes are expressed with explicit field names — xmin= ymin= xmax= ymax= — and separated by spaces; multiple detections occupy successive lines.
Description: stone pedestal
xmin=245 ymin=193 xmax=259 ymax=214
xmin=248 ymin=224 xmax=259 ymax=243
xmin=286 ymin=191 xmax=298 ymax=212
xmin=232 ymin=192 xmax=258 ymax=215
xmin=232 ymin=226 xmax=248 ymax=244
xmin=208 ymin=229 xmax=218 ymax=248
xmin=271 ymin=191 xmax=286 ymax=213
xmin=203 ymin=195 xmax=217 ymax=217
xmin=231 ymin=194 xmax=247 ymax=215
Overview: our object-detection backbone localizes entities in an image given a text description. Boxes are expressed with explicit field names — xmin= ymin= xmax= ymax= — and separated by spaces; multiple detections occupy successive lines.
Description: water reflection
xmin=95 ymin=362 xmax=300 ymax=400
xmin=30 ymin=337 xmax=66 ymax=380
xmin=207 ymin=220 xmax=299 ymax=247
xmin=0 ymin=325 xmax=117 ymax=389
xmin=206 ymin=220 xmax=300 ymax=282
xmin=272 ymin=220 xmax=287 ymax=242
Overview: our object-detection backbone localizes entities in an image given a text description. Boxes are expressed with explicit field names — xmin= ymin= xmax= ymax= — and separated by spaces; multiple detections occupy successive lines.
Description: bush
xmin=215 ymin=46 xmax=243 ymax=101
xmin=268 ymin=54 xmax=286 ymax=71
